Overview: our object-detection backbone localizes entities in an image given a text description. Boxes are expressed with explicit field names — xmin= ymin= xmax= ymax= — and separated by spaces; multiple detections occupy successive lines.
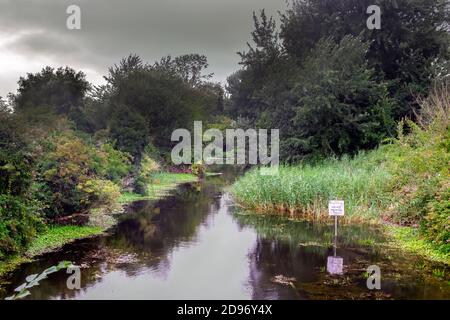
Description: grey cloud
xmin=0 ymin=0 xmax=288 ymax=96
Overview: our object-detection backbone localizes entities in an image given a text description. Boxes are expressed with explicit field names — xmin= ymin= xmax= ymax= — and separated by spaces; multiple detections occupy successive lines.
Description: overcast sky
xmin=0 ymin=0 xmax=289 ymax=98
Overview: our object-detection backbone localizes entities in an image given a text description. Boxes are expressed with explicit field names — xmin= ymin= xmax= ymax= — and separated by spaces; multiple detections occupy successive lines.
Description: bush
xmin=422 ymin=182 xmax=450 ymax=253
xmin=93 ymin=143 xmax=132 ymax=183
xmin=132 ymin=155 xmax=160 ymax=196
xmin=0 ymin=195 xmax=44 ymax=260
xmin=385 ymin=85 xmax=449 ymax=235
xmin=36 ymin=131 xmax=124 ymax=217
xmin=77 ymin=179 xmax=121 ymax=211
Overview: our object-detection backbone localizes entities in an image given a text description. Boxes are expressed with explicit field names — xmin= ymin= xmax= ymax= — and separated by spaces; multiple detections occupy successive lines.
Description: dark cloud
xmin=0 ymin=0 xmax=288 ymax=96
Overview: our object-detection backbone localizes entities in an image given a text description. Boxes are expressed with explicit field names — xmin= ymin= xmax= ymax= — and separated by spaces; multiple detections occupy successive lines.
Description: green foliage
xmin=0 ymin=108 xmax=44 ymax=260
xmin=228 ymin=1 xmax=450 ymax=161
xmin=0 ymin=195 xmax=44 ymax=260
xmin=386 ymin=225 xmax=449 ymax=264
xmin=0 ymin=109 xmax=33 ymax=196
xmin=105 ymin=54 xmax=223 ymax=154
xmin=93 ymin=143 xmax=132 ymax=183
xmin=280 ymin=0 xmax=449 ymax=118
xmin=35 ymin=132 xmax=122 ymax=217
xmin=127 ymin=155 xmax=158 ymax=196
xmin=153 ymin=53 xmax=213 ymax=87
xmin=384 ymin=86 xmax=450 ymax=251
xmin=288 ymin=36 xmax=396 ymax=159
xmin=26 ymin=226 xmax=103 ymax=258
xmin=423 ymin=182 xmax=450 ymax=253
xmin=109 ymin=105 xmax=150 ymax=165
xmin=10 ymin=66 xmax=93 ymax=131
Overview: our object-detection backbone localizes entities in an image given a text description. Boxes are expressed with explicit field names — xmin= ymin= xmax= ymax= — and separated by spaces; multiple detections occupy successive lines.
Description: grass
xmin=385 ymin=225 xmax=450 ymax=265
xmin=0 ymin=225 xmax=103 ymax=277
xmin=25 ymin=225 xmax=104 ymax=257
xmin=119 ymin=172 xmax=198 ymax=204
xmin=232 ymin=150 xmax=391 ymax=222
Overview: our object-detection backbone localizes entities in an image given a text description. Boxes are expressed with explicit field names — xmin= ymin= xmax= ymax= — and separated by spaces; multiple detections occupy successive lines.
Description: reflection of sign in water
xmin=328 ymin=200 xmax=345 ymax=216
xmin=327 ymin=256 xmax=343 ymax=275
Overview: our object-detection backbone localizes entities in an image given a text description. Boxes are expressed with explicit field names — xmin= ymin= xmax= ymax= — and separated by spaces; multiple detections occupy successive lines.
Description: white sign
xmin=327 ymin=256 xmax=344 ymax=275
xmin=328 ymin=200 xmax=345 ymax=216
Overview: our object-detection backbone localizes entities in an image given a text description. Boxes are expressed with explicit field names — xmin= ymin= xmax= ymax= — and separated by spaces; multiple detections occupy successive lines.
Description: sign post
xmin=327 ymin=200 xmax=345 ymax=275
xmin=328 ymin=200 xmax=344 ymax=237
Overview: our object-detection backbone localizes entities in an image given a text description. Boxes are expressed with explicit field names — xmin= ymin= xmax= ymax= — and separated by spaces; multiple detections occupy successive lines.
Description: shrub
xmin=133 ymin=155 xmax=160 ymax=196
xmin=140 ymin=155 xmax=160 ymax=180
xmin=77 ymin=179 xmax=121 ymax=211
xmin=93 ymin=143 xmax=132 ymax=183
xmin=36 ymin=132 xmax=125 ymax=217
xmin=385 ymin=85 xmax=449 ymax=231
xmin=0 ymin=195 xmax=44 ymax=260
xmin=422 ymin=182 xmax=450 ymax=253
xmin=36 ymin=133 xmax=94 ymax=217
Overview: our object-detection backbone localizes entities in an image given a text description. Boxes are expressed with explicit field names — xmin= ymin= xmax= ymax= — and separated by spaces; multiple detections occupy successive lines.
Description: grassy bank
xmin=385 ymin=225 xmax=449 ymax=265
xmin=25 ymin=225 xmax=104 ymax=257
xmin=0 ymin=225 xmax=104 ymax=278
xmin=232 ymin=88 xmax=449 ymax=259
xmin=119 ymin=172 xmax=198 ymax=203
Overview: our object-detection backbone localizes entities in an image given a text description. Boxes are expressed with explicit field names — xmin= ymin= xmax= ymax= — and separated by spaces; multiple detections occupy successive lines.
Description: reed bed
xmin=232 ymin=151 xmax=392 ymax=222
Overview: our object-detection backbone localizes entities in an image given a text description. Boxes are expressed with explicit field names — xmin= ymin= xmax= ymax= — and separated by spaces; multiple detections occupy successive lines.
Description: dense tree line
xmin=226 ymin=0 xmax=450 ymax=161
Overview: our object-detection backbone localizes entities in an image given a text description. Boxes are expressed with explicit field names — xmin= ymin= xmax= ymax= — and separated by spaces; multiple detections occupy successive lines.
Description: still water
xmin=1 ymin=172 xmax=449 ymax=299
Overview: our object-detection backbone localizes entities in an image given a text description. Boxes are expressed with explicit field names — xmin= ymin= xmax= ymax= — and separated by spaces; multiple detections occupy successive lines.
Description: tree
xmin=12 ymin=66 xmax=90 ymax=114
xmin=0 ymin=105 xmax=32 ymax=196
xmin=109 ymin=105 xmax=150 ymax=167
xmin=35 ymin=131 xmax=121 ymax=217
xmin=105 ymin=54 xmax=223 ymax=154
xmin=10 ymin=66 xmax=93 ymax=131
xmin=153 ymin=54 xmax=213 ymax=87
xmin=280 ymin=0 xmax=450 ymax=118
xmin=0 ymin=101 xmax=43 ymax=259
xmin=227 ymin=1 xmax=449 ymax=161
xmin=227 ymin=10 xmax=296 ymax=125
xmin=287 ymin=36 xmax=396 ymax=159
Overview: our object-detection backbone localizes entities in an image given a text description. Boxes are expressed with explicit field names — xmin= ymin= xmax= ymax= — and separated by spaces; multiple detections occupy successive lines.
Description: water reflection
xmin=1 ymin=171 xmax=449 ymax=300
xmin=327 ymin=236 xmax=343 ymax=275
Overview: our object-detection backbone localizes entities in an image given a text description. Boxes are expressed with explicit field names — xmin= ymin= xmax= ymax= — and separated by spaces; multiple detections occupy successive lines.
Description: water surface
xmin=1 ymin=172 xmax=449 ymax=299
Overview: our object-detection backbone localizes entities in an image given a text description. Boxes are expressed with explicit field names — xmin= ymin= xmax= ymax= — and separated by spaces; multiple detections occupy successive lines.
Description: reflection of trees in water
xmin=239 ymin=212 xmax=395 ymax=300
xmin=234 ymin=212 xmax=386 ymax=249
xmin=1 ymin=178 xmax=227 ymax=300
xmin=247 ymin=236 xmax=325 ymax=300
